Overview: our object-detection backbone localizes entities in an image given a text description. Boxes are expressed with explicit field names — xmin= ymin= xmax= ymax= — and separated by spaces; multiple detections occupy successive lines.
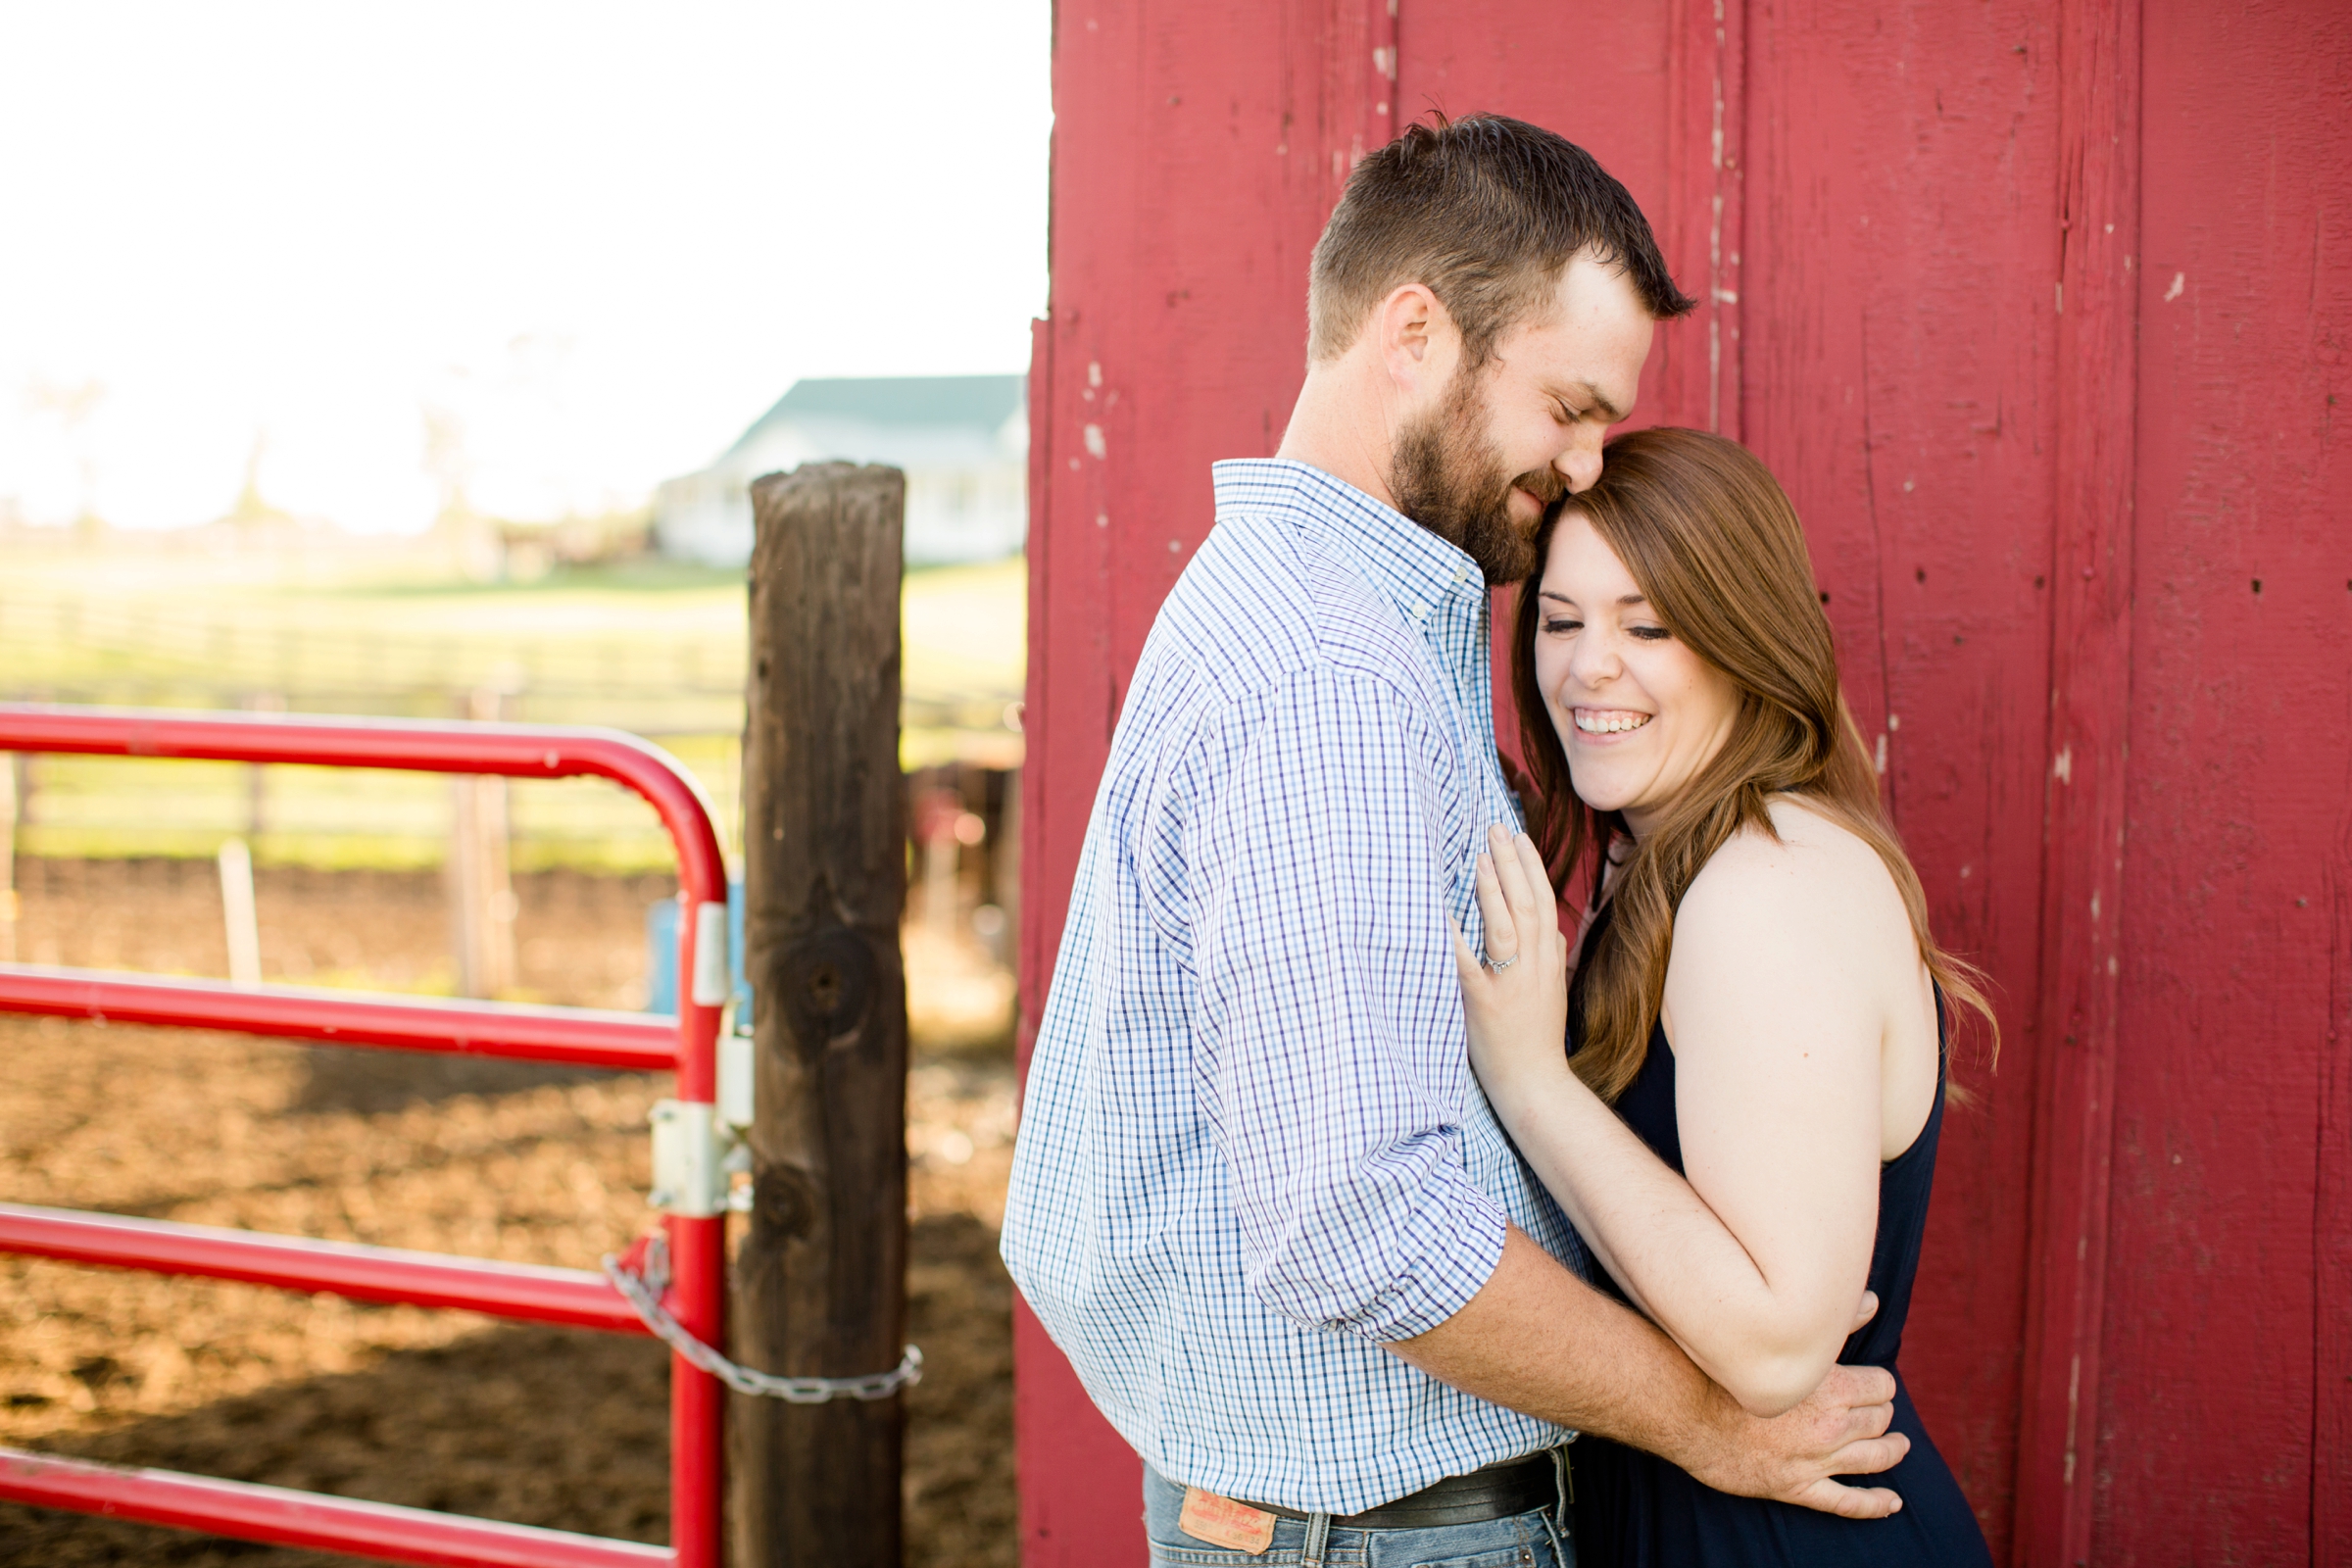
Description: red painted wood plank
xmin=1397 ymin=3 xmax=1676 ymax=262
xmin=2326 ymin=838 xmax=2352 ymax=1568
xmin=1008 ymin=1299 xmax=1139 ymax=1565
xmin=1397 ymin=0 xmax=1697 ymax=437
xmin=1740 ymin=7 xmax=2064 ymax=1554
xmin=2009 ymin=3 xmax=2143 ymax=1562
xmin=1019 ymin=313 xmax=1055 ymax=1044
xmin=2087 ymin=4 xmax=2352 ymax=1561
xmin=1016 ymin=5 xmax=1396 ymax=1563
xmin=1659 ymin=0 xmax=1744 ymax=441
xmin=2328 ymin=793 xmax=2352 ymax=1562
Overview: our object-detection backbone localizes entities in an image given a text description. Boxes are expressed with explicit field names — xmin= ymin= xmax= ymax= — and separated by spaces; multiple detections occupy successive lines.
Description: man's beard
xmin=1389 ymin=369 xmax=1564 ymax=586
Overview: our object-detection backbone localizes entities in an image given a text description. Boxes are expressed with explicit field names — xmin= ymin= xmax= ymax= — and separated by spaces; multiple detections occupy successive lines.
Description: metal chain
xmin=604 ymin=1236 xmax=922 ymax=1404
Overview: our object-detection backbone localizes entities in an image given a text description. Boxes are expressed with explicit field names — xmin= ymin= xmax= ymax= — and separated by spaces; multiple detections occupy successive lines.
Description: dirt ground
xmin=0 ymin=858 xmax=1017 ymax=1566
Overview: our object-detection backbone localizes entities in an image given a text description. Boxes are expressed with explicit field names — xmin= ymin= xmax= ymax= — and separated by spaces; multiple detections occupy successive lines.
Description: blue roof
xmin=733 ymin=375 xmax=1025 ymax=453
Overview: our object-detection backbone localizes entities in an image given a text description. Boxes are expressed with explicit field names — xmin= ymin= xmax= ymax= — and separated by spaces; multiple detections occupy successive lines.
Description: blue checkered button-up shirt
xmin=1002 ymin=459 xmax=1588 ymax=1515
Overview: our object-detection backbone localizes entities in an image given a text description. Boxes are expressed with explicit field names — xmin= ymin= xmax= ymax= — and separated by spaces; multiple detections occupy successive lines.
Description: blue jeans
xmin=1143 ymin=1463 xmax=1575 ymax=1568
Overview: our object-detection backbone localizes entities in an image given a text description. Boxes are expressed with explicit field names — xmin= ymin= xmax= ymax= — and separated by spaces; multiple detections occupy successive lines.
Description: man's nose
xmin=1557 ymin=436 xmax=1603 ymax=495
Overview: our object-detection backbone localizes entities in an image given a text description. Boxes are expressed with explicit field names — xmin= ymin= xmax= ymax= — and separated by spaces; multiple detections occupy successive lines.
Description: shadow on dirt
xmin=0 ymin=1213 xmax=1014 ymax=1568
xmin=292 ymin=1046 xmax=625 ymax=1117
xmin=0 ymin=1322 xmax=668 ymax=1568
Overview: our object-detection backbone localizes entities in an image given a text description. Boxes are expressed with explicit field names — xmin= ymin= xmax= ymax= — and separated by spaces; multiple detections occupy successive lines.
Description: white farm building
xmin=655 ymin=375 xmax=1027 ymax=567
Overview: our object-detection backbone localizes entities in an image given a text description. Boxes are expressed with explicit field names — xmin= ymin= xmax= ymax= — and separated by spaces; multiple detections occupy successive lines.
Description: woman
xmin=1453 ymin=427 xmax=1994 ymax=1565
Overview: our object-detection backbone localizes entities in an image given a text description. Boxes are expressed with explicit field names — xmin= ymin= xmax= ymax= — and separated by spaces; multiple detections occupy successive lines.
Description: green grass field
xmin=1 ymin=540 xmax=1024 ymax=871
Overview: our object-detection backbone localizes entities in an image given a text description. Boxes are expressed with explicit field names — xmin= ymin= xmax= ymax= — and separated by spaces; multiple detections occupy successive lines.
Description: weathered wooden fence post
xmin=449 ymin=686 xmax=516 ymax=999
xmin=0 ymin=750 xmax=17 ymax=965
xmin=734 ymin=462 xmax=908 ymax=1567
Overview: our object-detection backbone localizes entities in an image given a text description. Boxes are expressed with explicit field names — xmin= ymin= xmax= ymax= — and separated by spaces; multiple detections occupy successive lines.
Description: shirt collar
xmin=1210 ymin=458 xmax=1486 ymax=636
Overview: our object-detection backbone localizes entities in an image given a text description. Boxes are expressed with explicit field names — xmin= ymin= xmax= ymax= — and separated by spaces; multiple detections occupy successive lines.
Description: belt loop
xmin=1301 ymin=1509 xmax=1331 ymax=1568
xmin=1549 ymin=1445 xmax=1573 ymax=1530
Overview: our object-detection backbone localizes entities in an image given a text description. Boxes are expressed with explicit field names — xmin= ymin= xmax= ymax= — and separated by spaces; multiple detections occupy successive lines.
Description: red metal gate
xmin=0 ymin=704 xmax=730 ymax=1568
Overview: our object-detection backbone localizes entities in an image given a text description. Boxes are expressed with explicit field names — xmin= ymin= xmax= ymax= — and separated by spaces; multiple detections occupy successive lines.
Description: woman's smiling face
xmin=1533 ymin=509 xmax=1743 ymax=839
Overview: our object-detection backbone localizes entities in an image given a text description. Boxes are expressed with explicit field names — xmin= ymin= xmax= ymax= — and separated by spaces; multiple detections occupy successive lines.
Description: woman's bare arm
xmin=1454 ymin=818 xmax=1915 ymax=1416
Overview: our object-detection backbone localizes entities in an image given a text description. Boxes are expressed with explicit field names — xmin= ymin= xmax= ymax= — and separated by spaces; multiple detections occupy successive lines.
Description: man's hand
xmin=1386 ymin=1227 xmax=1911 ymax=1519
xmin=1674 ymin=1364 xmax=1910 ymax=1518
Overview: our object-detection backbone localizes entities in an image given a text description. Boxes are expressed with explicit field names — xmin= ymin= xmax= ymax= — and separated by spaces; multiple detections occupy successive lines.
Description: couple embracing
xmin=1004 ymin=114 xmax=1996 ymax=1568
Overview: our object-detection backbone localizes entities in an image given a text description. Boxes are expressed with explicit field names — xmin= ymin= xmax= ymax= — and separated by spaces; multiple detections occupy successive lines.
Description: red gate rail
xmin=0 ymin=1449 xmax=668 ymax=1568
xmin=0 ymin=704 xmax=729 ymax=1568
xmin=0 ymin=966 xmax=676 ymax=1072
xmin=0 ymin=1204 xmax=651 ymax=1336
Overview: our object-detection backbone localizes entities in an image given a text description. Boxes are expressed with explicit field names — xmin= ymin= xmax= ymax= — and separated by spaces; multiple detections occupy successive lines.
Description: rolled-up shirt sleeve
xmin=1188 ymin=662 xmax=1506 ymax=1343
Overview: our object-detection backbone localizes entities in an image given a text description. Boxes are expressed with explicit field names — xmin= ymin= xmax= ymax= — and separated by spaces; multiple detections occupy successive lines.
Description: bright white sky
xmin=0 ymin=1 xmax=1051 ymax=533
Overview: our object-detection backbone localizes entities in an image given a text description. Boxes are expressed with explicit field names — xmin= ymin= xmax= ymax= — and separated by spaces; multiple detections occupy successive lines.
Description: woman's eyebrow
xmin=1538 ymin=589 xmax=1647 ymax=608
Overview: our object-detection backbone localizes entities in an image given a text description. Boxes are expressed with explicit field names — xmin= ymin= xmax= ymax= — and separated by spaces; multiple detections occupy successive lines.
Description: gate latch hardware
xmin=648 ymin=1030 xmax=757 ymax=1217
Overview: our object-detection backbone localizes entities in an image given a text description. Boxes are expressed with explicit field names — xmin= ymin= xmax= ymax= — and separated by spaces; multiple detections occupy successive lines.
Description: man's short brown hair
xmin=1307 ymin=114 xmax=1695 ymax=366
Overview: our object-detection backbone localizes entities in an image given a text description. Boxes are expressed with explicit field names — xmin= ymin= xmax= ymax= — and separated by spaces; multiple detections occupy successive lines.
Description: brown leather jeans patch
xmin=1178 ymin=1487 xmax=1277 ymax=1553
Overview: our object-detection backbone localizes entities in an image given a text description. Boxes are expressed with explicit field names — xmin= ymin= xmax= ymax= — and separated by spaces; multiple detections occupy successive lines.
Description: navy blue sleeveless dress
xmin=1563 ymin=906 xmax=1992 ymax=1566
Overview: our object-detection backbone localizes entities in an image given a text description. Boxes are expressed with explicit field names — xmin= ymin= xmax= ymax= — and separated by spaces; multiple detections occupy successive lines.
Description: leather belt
xmin=1248 ymin=1449 xmax=1563 ymax=1532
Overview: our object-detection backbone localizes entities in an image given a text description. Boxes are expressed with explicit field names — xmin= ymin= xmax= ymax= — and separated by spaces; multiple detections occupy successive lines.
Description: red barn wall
xmin=1017 ymin=4 xmax=2351 ymax=1563
xmin=2097 ymin=4 xmax=2352 ymax=1561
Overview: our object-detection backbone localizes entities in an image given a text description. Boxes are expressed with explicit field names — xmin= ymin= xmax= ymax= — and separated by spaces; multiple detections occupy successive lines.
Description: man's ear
xmin=1374 ymin=283 xmax=1457 ymax=398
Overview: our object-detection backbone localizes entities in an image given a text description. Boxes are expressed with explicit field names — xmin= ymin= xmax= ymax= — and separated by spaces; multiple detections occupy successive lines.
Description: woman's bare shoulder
xmin=1674 ymin=796 xmax=1910 ymax=962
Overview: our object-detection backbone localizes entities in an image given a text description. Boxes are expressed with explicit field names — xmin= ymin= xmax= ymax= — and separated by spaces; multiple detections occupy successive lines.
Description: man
xmin=1003 ymin=115 xmax=1908 ymax=1565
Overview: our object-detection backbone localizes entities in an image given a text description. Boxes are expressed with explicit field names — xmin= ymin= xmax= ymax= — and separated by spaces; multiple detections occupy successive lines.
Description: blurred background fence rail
xmin=0 ymin=560 xmax=1021 ymax=878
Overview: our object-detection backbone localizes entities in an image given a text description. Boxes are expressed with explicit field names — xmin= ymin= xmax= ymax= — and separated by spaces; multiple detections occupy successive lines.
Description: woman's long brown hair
xmin=1509 ymin=426 xmax=1996 ymax=1103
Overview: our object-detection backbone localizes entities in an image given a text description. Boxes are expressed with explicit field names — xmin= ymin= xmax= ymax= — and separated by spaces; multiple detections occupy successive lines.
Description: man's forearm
xmin=1382 ymin=1223 xmax=1722 ymax=1460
